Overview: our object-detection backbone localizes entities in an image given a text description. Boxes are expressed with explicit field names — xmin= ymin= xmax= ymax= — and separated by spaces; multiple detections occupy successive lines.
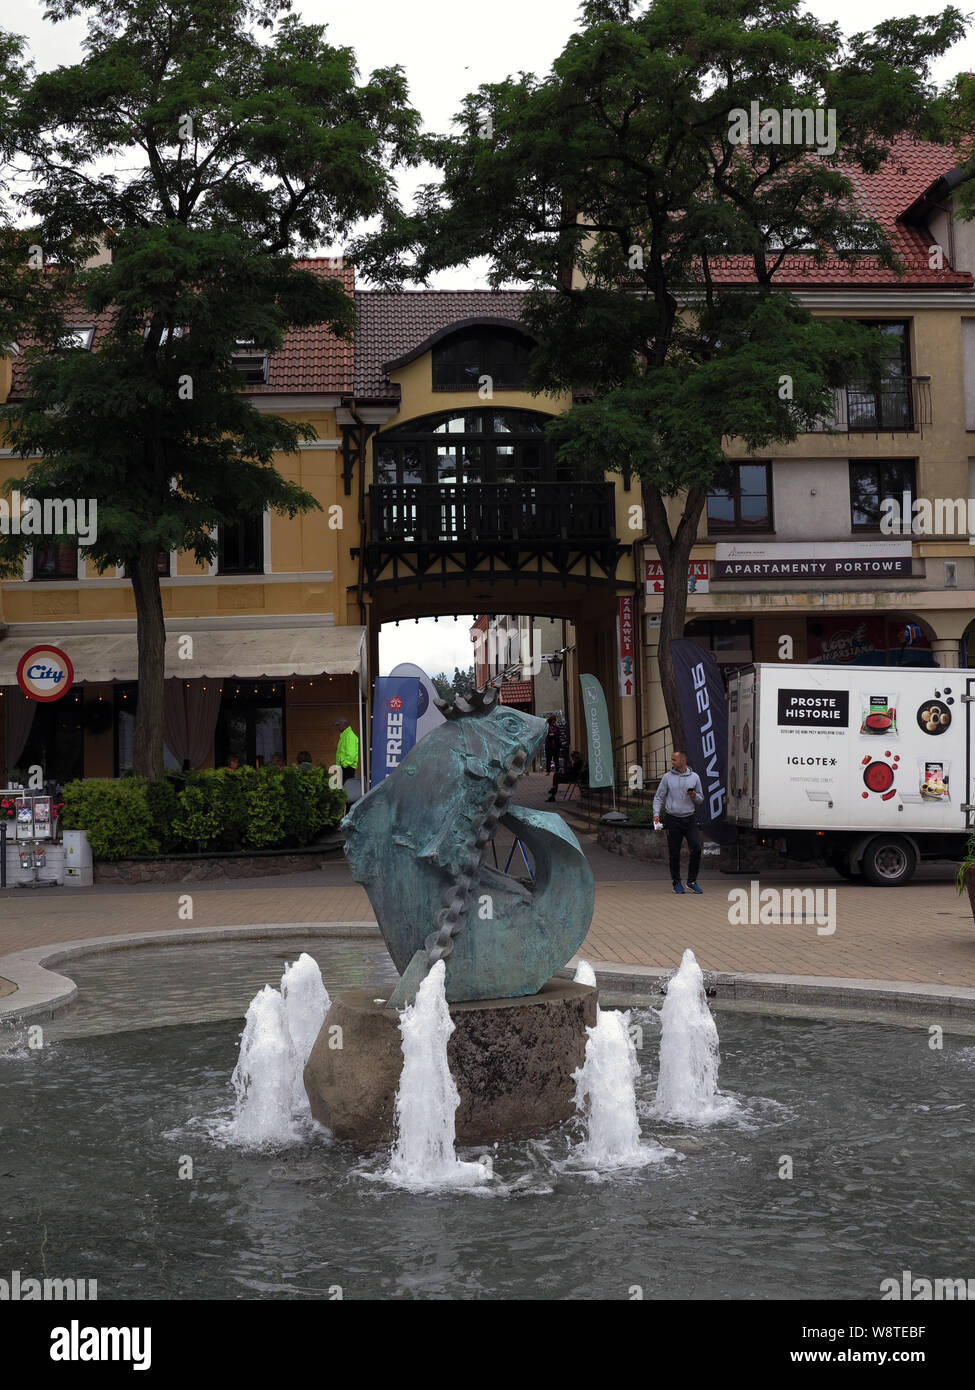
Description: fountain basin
xmin=304 ymin=980 xmax=597 ymax=1145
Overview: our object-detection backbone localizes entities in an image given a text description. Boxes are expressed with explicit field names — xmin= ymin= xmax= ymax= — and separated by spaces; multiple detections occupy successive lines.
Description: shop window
xmin=218 ymin=516 xmax=263 ymax=573
xmin=214 ymin=681 xmax=285 ymax=768
xmin=432 ymin=329 xmax=533 ymax=391
xmin=16 ymin=690 xmax=84 ymax=784
xmin=707 ymin=462 xmax=773 ymax=533
xmin=849 ymin=459 xmax=916 ymax=531
xmin=685 ymin=619 xmax=754 ymax=666
xmin=32 ymin=541 xmax=78 ymax=580
xmin=115 ymin=684 xmax=182 ymax=774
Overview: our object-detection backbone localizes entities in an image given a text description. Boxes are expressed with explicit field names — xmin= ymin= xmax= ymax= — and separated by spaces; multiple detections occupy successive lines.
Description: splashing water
xmin=573 ymin=959 xmax=597 ymax=987
xmin=385 ymin=961 xmax=488 ymax=1189
xmin=654 ymin=949 xmax=728 ymax=1123
xmin=281 ymin=953 xmax=331 ymax=1114
xmin=228 ymin=985 xmax=300 ymax=1147
xmin=572 ymin=1006 xmax=670 ymax=1169
xmin=224 ymin=954 xmax=330 ymax=1146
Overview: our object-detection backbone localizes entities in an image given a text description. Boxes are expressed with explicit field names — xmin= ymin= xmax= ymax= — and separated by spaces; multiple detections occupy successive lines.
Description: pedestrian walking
xmin=544 ymin=716 xmax=560 ymax=774
xmin=653 ymin=750 xmax=704 ymax=894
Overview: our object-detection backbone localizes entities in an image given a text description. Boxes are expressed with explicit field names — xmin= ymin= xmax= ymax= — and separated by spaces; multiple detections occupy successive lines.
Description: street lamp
xmin=546 ymin=652 xmax=564 ymax=679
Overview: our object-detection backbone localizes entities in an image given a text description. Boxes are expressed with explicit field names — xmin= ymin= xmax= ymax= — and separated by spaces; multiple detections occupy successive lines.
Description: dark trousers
xmin=340 ymin=766 xmax=356 ymax=785
xmin=667 ymin=814 xmax=702 ymax=883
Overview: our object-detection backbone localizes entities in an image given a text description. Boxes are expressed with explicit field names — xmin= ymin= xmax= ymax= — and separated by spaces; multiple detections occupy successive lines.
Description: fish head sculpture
xmin=343 ymin=687 xmax=594 ymax=1005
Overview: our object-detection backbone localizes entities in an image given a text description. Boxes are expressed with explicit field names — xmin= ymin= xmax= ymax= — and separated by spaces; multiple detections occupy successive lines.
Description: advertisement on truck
xmin=727 ymin=664 xmax=973 ymax=884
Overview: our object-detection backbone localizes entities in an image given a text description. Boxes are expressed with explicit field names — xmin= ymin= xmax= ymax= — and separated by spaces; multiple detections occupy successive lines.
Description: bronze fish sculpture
xmin=342 ymin=686 xmax=595 ymax=1005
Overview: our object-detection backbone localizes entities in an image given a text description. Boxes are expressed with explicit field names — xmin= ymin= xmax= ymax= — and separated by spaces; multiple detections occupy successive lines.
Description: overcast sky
xmin=13 ymin=1 xmax=975 ymax=294
xmin=12 ymin=0 xmax=975 ymax=679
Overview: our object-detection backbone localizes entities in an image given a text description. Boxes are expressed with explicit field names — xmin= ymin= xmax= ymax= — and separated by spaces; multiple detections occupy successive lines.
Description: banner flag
xmin=670 ymin=639 xmax=736 ymax=844
xmin=370 ymin=677 xmax=420 ymax=787
xmin=579 ymin=674 xmax=614 ymax=789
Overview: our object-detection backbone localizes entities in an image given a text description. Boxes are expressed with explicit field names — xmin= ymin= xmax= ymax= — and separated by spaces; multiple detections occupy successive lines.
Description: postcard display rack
xmin=1 ymin=790 xmax=62 ymax=888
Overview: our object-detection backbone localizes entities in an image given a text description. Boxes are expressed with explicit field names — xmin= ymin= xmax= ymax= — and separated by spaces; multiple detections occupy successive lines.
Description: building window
xmin=231 ymin=339 xmax=269 ymax=385
xmin=373 ymin=408 xmax=561 ymax=486
xmin=215 ymin=681 xmax=285 ymax=768
xmin=157 ymin=551 xmax=172 ymax=577
xmin=846 ymin=321 xmax=912 ymax=431
xmin=31 ymin=541 xmax=78 ymax=580
xmin=707 ymin=462 xmax=773 ymax=533
xmin=59 ymin=326 xmax=94 ymax=350
xmin=849 ymin=459 xmax=916 ymax=531
xmin=218 ymin=516 xmax=263 ymax=573
xmin=432 ymin=329 xmax=533 ymax=391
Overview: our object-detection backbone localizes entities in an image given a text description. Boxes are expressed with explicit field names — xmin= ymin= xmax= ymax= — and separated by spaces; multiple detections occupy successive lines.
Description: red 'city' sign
xmin=16 ymin=645 xmax=75 ymax=703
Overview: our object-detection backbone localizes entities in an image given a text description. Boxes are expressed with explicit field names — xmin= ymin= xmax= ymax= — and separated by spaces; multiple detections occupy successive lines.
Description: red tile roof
xmin=353 ymin=290 xmax=529 ymax=399
xmin=498 ymin=680 xmax=534 ymax=705
xmin=249 ymin=258 xmax=353 ymax=394
xmin=709 ymin=138 xmax=973 ymax=287
xmin=8 ymin=256 xmax=354 ymax=399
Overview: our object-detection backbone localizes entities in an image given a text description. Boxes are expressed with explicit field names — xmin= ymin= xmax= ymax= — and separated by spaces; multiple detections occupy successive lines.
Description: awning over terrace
xmin=0 ymin=625 xmax=367 ymax=684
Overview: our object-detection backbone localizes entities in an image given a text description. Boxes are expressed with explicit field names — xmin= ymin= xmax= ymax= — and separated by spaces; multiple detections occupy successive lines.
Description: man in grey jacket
xmin=653 ymin=751 xmax=704 ymax=894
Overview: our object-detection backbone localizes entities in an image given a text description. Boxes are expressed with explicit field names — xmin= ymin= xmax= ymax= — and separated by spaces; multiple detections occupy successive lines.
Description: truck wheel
xmin=860 ymin=836 xmax=917 ymax=887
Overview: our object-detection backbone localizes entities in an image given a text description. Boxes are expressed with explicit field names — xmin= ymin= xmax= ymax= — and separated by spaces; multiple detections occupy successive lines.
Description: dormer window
xmin=144 ymin=325 xmax=185 ymax=345
xmin=432 ymin=327 xmax=533 ymax=391
xmin=60 ymin=327 xmax=94 ymax=349
xmin=231 ymin=338 xmax=269 ymax=385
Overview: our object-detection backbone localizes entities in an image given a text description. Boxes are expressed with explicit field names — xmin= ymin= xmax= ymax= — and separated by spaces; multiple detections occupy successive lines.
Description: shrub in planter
xmin=280 ymin=765 xmax=346 ymax=844
xmin=60 ymin=778 xmax=159 ymax=860
xmin=212 ymin=767 xmax=254 ymax=850
xmin=244 ymin=767 xmax=287 ymax=849
xmin=170 ymin=779 xmax=222 ymax=853
xmin=145 ymin=776 xmax=180 ymax=851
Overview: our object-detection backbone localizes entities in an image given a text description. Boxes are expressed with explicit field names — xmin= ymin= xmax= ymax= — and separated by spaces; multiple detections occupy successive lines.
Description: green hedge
xmin=61 ymin=766 xmax=347 ymax=861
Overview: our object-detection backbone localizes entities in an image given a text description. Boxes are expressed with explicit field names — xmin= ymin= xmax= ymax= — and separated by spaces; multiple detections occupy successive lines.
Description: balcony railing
xmin=815 ymin=376 xmax=931 ymax=433
xmin=368 ymin=482 xmax=618 ymax=545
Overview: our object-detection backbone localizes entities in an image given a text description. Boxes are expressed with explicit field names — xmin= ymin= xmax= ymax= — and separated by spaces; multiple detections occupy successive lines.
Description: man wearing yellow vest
xmin=335 ymin=718 xmax=359 ymax=786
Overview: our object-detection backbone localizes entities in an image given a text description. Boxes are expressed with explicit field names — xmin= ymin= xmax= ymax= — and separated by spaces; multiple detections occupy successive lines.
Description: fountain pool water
xmin=2 ymin=937 xmax=973 ymax=1298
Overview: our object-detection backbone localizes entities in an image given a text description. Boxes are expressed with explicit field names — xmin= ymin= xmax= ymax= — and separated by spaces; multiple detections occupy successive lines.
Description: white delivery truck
xmin=726 ymin=663 xmax=972 ymax=885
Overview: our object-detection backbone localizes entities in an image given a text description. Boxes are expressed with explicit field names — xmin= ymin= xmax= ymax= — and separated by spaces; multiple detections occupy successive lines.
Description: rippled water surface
xmin=1 ymin=941 xmax=973 ymax=1300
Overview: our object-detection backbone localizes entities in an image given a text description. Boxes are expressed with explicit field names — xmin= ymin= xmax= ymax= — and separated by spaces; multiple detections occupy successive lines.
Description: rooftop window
xmin=231 ymin=338 xmax=269 ymax=385
xmin=60 ymin=327 xmax=94 ymax=350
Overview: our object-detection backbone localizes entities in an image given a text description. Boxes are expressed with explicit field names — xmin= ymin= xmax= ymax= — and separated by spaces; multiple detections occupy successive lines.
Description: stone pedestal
xmin=304 ymin=980 xmax=597 ymax=1147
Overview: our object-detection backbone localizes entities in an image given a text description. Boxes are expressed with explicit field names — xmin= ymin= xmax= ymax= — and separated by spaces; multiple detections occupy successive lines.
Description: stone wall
xmin=95 ymin=841 xmax=343 ymax=884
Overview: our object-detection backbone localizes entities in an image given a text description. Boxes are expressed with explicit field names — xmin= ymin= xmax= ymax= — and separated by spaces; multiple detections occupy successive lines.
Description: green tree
xmin=0 ymin=0 xmax=420 ymax=777
xmin=355 ymin=0 xmax=962 ymax=743
xmin=432 ymin=665 xmax=475 ymax=704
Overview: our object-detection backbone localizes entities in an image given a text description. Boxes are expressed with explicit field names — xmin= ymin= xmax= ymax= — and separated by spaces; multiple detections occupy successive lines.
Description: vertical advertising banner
xmin=670 ymin=639 xmax=735 ymax=844
xmin=617 ymin=597 xmax=635 ymax=698
xmin=579 ymin=674 xmax=614 ymax=788
xmin=370 ymin=677 xmax=420 ymax=787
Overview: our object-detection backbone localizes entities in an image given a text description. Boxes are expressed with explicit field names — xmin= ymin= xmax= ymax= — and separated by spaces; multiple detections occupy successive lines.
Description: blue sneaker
xmin=687 ymin=881 xmax=703 ymax=894
xmin=672 ymin=880 xmax=685 ymax=894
